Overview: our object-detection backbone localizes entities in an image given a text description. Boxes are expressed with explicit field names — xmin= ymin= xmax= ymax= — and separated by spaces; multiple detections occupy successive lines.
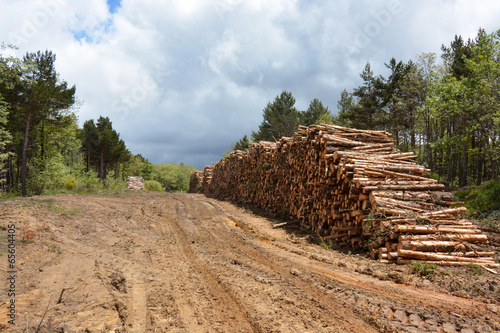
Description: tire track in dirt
xmin=2 ymin=193 xmax=499 ymax=332
xmin=128 ymin=275 xmax=147 ymax=332
xmin=172 ymin=194 xmax=379 ymax=332
xmin=164 ymin=198 xmax=260 ymax=332
xmin=184 ymin=194 xmax=500 ymax=332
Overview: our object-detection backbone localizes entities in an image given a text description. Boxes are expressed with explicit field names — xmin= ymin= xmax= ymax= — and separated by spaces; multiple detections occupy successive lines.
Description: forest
xmin=239 ymin=28 xmax=500 ymax=192
xmin=0 ymin=47 xmax=194 ymax=196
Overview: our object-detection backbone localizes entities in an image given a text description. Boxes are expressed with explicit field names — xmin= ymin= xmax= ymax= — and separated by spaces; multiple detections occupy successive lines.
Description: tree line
xmin=337 ymin=28 xmax=500 ymax=188
xmin=240 ymin=28 xmax=500 ymax=188
xmin=0 ymin=46 xmax=194 ymax=195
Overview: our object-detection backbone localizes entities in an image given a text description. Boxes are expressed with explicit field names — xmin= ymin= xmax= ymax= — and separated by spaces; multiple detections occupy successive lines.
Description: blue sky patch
xmin=72 ymin=30 xmax=90 ymax=42
xmin=107 ymin=0 xmax=122 ymax=14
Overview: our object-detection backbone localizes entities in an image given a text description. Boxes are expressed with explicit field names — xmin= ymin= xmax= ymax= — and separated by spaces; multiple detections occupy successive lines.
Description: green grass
xmin=46 ymin=205 xmax=82 ymax=216
xmin=467 ymin=263 xmax=487 ymax=275
xmin=454 ymin=181 xmax=500 ymax=225
xmin=47 ymin=244 xmax=62 ymax=253
xmin=412 ymin=261 xmax=438 ymax=277
xmin=0 ymin=228 xmax=7 ymax=256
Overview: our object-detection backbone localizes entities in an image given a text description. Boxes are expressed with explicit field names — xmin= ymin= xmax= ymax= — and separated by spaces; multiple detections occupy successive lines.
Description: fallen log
xmin=362 ymin=184 xmax=445 ymax=193
xmin=398 ymin=249 xmax=496 ymax=263
xmin=396 ymin=225 xmax=481 ymax=234
xmin=396 ymin=258 xmax=500 ymax=270
xmin=398 ymin=234 xmax=488 ymax=242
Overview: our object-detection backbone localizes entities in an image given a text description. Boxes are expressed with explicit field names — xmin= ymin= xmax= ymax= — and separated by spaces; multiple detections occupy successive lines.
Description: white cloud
xmin=1 ymin=0 xmax=499 ymax=168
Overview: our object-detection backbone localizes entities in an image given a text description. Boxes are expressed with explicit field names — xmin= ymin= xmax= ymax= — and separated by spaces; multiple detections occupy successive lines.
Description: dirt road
xmin=1 ymin=192 xmax=499 ymax=332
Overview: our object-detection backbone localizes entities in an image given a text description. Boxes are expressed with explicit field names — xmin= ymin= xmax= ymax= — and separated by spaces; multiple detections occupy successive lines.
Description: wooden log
xmin=369 ymin=247 xmax=379 ymax=259
xmin=387 ymin=252 xmax=398 ymax=260
xmin=350 ymin=142 xmax=394 ymax=150
xmin=370 ymin=190 xmax=454 ymax=203
xmin=395 ymin=225 xmax=481 ymax=234
xmin=398 ymin=249 xmax=495 ymax=263
xmin=397 ymin=240 xmax=467 ymax=252
xmin=272 ymin=221 xmax=300 ymax=229
xmin=448 ymin=251 xmax=496 ymax=257
xmin=357 ymin=180 xmax=438 ymax=187
xmin=419 ymin=207 xmax=468 ymax=217
xmin=362 ymin=184 xmax=445 ymax=193
xmin=399 ymin=234 xmax=488 ymax=242
xmin=396 ymin=258 xmax=500 ymax=269
xmin=363 ymin=167 xmax=435 ymax=182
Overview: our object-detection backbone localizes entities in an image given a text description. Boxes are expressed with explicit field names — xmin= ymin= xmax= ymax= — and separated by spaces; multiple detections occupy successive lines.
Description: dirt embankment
xmin=0 ymin=192 xmax=499 ymax=332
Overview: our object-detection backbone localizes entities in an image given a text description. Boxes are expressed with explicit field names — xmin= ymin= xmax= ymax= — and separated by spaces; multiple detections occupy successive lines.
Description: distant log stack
xmin=188 ymin=171 xmax=204 ymax=193
xmin=127 ymin=176 xmax=145 ymax=190
xmin=200 ymin=165 xmax=214 ymax=195
xmin=190 ymin=124 xmax=496 ymax=268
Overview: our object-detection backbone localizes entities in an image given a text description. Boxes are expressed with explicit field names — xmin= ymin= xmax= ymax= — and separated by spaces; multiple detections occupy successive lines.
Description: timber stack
xmin=188 ymin=170 xmax=204 ymax=193
xmin=127 ymin=176 xmax=145 ymax=190
xmin=191 ymin=124 xmax=496 ymax=268
xmin=200 ymin=165 xmax=214 ymax=194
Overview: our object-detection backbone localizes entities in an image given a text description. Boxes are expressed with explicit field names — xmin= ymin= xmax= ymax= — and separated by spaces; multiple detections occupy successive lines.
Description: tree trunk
xmin=410 ymin=107 xmax=415 ymax=152
xmin=87 ymin=151 xmax=91 ymax=173
xmin=40 ymin=122 xmax=45 ymax=160
xmin=21 ymin=111 xmax=33 ymax=196
xmin=100 ymin=147 xmax=104 ymax=182
xmin=393 ymin=101 xmax=399 ymax=147
xmin=8 ymin=154 xmax=14 ymax=190
xmin=460 ymin=115 xmax=468 ymax=187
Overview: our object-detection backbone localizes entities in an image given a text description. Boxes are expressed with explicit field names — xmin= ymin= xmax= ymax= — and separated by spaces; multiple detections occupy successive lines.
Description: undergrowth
xmin=412 ymin=261 xmax=438 ymax=277
xmin=454 ymin=181 xmax=500 ymax=226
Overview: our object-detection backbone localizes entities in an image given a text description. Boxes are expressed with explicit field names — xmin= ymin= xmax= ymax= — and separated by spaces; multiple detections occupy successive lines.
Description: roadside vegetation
xmin=454 ymin=181 xmax=500 ymax=227
xmin=0 ymin=46 xmax=196 ymax=197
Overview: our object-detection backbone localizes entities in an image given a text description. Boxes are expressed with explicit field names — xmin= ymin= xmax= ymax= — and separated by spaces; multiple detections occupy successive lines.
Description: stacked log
xmin=188 ymin=171 xmax=204 ymax=193
xmin=127 ymin=176 xmax=145 ymax=190
xmin=200 ymin=165 xmax=214 ymax=194
xmin=191 ymin=124 xmax=496 ymax=268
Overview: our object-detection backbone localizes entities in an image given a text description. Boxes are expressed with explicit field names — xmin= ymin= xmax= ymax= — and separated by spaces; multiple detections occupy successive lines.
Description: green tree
xmin=95 ymin=116 xmax=128 ymax=182
xmin=336 ymin=89 xmax=355 ymax=127
xmin=80 ymin=119 xmax=99 ymax=172
xmin=441 ymin=34 xmax=473 ymax=79
xmin=381 ymin=57 xmax=407 ymax=146
xmin=123 ymin=154 xmax=153 ymax=180
xmin=233 ymin=134 xmax=252 ymax=151
xmin=349 ymin=63 xmax=386 ymax=130
xmin=7 ymin=51 xmax=76 ymax=195
xmin=0 ymin=96 xmax=11 ymax=189
xmin=252 ymin=90 xmax=300 ymax=141
xmin=301 ymin=98 xmax=331 ymax=126
xmin=426 ymin=29 xmax=500 ymax=186
xmin=152 ymin=163 xmax=196 ymax=192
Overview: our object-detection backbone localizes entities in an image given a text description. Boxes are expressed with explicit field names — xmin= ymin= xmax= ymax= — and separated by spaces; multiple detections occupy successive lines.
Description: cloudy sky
xmin=1 ymin=0 xmax=499 ymax=169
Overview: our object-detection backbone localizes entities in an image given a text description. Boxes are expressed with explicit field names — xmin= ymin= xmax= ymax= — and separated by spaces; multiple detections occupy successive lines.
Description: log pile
xmin=191 ymin=124 xmax=496 ymax=268
xmin=127 ymin=176 xmax=145 ymax=190
xmin=200 ymin=165 xmax=214 ymax=195
xmin=188 ymin=171 xmax=204 ymax=193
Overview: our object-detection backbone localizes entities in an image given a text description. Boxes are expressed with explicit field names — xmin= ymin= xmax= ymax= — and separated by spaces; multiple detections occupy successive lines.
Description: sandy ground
xmin=0 ymin=192 xmax=499 ymax=332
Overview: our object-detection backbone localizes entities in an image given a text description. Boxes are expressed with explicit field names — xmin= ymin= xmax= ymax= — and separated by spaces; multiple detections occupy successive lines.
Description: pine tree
xmin=301 ymin=98 xmax=331 ymax=126
xmin=13 ymin=51 xmax=76 ymax=196
xmin=0 ymin=96 xmax=12 ymax=188
xmin=253 ymin=90 xmax=300 ymax=141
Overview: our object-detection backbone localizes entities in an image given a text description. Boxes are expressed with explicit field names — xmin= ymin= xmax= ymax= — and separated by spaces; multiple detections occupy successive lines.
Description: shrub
xmin=64 ymin=178 xmax=77 ymax=189
xmin=144 ymin=180 xmax=162 ymax=191
xmin=454 ymin=181 xmax=500 ymax=219
xmin=412 ymin=261 xmax=438 ymax=277
xmin=76 ymin=170 xmax=101 ymax=190
xmin=103 ymin=175 xmax=126 ymax=190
